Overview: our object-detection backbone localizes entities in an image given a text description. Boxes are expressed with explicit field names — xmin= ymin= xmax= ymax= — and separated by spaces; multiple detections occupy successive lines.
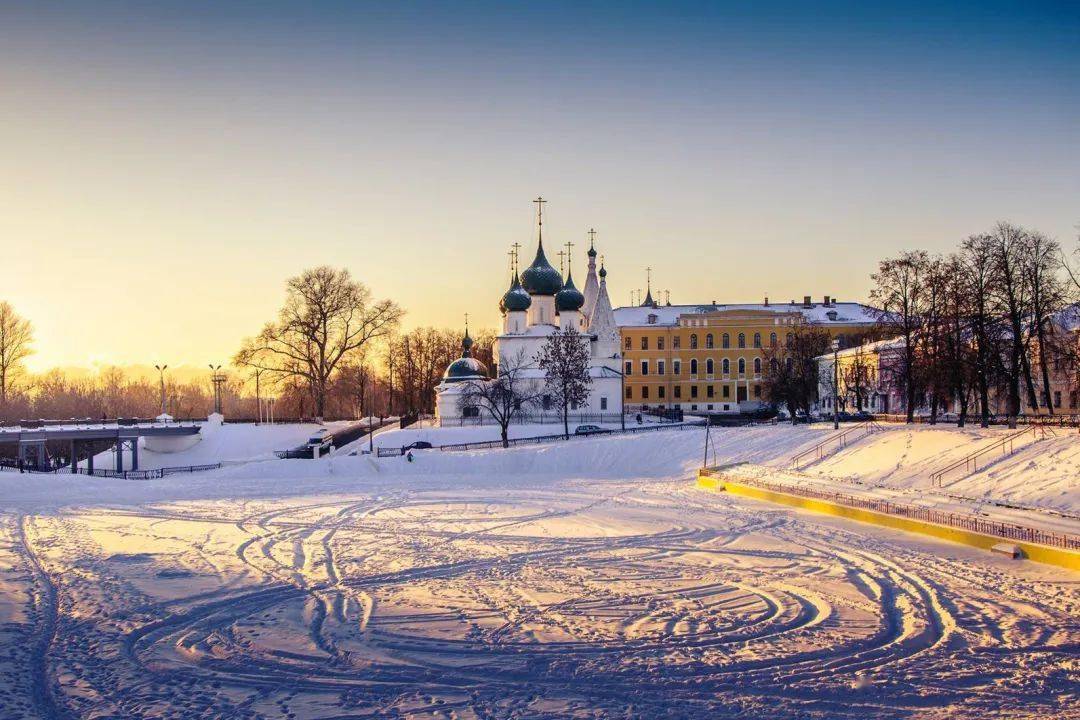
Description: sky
xmin=2 ymin=0 xmax=1078 ymax=371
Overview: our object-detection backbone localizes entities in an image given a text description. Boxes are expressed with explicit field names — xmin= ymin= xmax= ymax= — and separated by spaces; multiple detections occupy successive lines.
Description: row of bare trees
xmin=871 ymin=221 xmax=1078 ymax=427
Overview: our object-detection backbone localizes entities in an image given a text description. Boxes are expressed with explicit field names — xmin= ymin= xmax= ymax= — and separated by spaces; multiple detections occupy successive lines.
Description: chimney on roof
xmin=803 ymin=295 xmax=812 ymax=308
xmin=824 ymin=295 xmax=831 ymax=306
xmin=764 ymin=296 xmax=769 ymax=307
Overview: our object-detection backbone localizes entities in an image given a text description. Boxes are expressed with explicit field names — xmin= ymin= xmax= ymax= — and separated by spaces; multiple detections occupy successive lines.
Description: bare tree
xmin=235 ymin=266 xmax=402 ymax=418
xmin=871 ymin=251 xmax=929 ymax=422
xmin=458 ymin=350 xmax=541 ymax=448
xmin=0 ymin=302 xmax=34 ymax=407
xmin=988 ymin=223 xmax=1035 ymax=427
xmin=762 ymin=324 xmax=831 ymax=423
xmin=537 ymin=327 xmax=593 ymax=438
xmin=960 ymin=234 xmax=1002 ymax=427
xmin=1025 ymin=231 xmax=1069 ymax=414
xmin=842 ymin=344 xmax=874 ymax=412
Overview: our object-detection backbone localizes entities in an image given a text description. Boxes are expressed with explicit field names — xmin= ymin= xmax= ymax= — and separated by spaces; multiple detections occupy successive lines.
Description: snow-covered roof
xmin=614 ymin=301 xmax=881 ymax=328
xmin=814 ymin=336 xmax=906 ymax=362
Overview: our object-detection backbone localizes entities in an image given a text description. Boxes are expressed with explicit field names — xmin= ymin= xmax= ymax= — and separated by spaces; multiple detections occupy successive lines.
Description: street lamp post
xmin=154 ymin=364 xmax=168 ymax=417
xmin=251 ymin=368 xmax=263 ymax=424
xmin=208 ymin=364 xmax=225 ymax=415
xmin=831 ymin=339 xmax=841 ymax=430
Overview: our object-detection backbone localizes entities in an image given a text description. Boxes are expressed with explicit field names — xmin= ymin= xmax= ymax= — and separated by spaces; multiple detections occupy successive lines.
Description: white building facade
xmin=435 ymin=206 xmax=623 ymax=425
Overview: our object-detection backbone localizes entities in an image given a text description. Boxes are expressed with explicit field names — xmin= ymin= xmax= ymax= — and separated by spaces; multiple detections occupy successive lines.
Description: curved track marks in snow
xmin=0 ymin=480 xmax=1076 ymax=719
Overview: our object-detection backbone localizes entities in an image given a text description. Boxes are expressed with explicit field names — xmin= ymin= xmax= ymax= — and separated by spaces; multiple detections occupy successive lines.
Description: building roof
xmin=614 ymin=301 xmax=881 ymax=328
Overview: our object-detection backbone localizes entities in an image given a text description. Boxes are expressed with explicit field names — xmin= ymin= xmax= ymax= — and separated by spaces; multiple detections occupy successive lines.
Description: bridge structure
xmin=0 ymin=420 xmax=202 ymax=473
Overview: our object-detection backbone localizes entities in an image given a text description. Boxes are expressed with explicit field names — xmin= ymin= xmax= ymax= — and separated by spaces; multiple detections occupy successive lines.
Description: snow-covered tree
xmin=537 ymin=327 xmax=592 ymax=438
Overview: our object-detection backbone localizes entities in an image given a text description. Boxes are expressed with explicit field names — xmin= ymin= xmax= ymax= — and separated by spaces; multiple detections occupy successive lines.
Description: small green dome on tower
xmin=555 ymin=269 xmax=585 ymax=312
xmin=499 ymin=271 xmax=532 ymax=313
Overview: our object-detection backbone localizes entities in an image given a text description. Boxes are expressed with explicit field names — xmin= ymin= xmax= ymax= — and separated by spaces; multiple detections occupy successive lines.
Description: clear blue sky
xmin=2 ymin=1 xmax=1078 ymax=369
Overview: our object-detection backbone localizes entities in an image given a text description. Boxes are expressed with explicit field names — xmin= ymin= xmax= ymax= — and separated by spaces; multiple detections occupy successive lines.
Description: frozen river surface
xmin=0 ymin=473 xmax=1076 ymax=719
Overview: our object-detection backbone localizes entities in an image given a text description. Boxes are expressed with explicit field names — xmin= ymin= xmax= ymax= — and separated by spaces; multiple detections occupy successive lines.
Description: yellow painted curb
xmin=697 ymin=472 xmax=1080 ymax=572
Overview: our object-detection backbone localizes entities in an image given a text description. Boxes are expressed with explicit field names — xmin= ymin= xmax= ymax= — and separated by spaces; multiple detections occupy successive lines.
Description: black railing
xmin=436 ymin=422 xmax=700 ymax=452
xmin=789 ymin=421 xmax=882 ymax=469
xmin=700 ymin=467 xmax=1080 ymax=551
xmin=0 ymin=462 xmax=224 ymax=479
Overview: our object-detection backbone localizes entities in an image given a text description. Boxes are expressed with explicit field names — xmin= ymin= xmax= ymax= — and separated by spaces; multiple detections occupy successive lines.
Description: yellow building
xmin=615 ymin=295 xmax=879 ymax=413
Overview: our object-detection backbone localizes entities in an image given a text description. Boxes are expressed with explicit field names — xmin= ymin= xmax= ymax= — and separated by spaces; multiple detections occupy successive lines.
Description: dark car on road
xmin=574 ymin=425 xmax=611 ymax=436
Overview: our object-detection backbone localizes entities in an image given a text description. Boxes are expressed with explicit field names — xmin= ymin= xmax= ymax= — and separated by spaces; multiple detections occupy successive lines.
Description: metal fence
xmin=700 ymin=467 xmax=1080 ymax=551
xmin=437 ymin=421 xmax=701 ymax=452
xmin=437 ymin=412 xmax=632 ymax=428
xmin=0 ymin=462 xmax=223 ymax=480
xmin=873 ymin=413 xmax=1080 ymax=429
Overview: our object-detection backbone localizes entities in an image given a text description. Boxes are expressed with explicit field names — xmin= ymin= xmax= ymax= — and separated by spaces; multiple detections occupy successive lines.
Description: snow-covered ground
xmin=84 ymin=421 xmax=352 ymax=471
xmin=0 ymin=425 xmax=1076 ymax=719
xmin=791 ymin=424 xmax=1080 ymax=513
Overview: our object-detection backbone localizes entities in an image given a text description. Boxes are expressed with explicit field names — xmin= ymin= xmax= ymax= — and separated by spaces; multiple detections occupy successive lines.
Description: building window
xmin=673 ymin=336 xmax=681 ymax=349
xmin=722 ymin=333 xmax=730 ymax=349
xmin=625 ymin=336 xmax=631 ymax=350
xmin=658 ymin=360 xmax=666 ymax=376
xmin=690 ymin=359 xmax=698 ymax=375
xmin=770 ymin=332 xmax=778 ymax=348
xmin=462 ymin=406 xmax=480 ymax=418
xmin=691 ymin=385 xmax=699 ymax=398
xmin=753 ymin=332 xmax=762 ymax=349
xmin=673 ymin=360 xmax=681 ymax=375
xmin=658 ymin=337 xmax=665 ymax=350
xmin=707 ymin=385 xmax=714 ymax=398
xmin=754 ymin=357 xmax=762 ymax=375
xmin=641 ymin=360 xmax=649 ymax=376
xmin=542 ymin=395 xmax=552 ymax=410
xmin=642 ymin=386 xmax=650 ymax=399
xmin=1071 ymin=390 xmax=1078 ymax=409
xmin=600 ymin=397 xmax=608 ymax=410
xmin=625 ymin=387 xmax=632 ymax=399
xmin=1054 ymin=391 xmax=1061 ymax=408
xmin=625 ymin=360 xmax=632 ymax=375
xmin=722 ymin=358 xmax=730 ymax=375
xmin=738 ymin=358 xmax=746 ymax=375
xmin=641 ymin=337 xmax=649 ymax=350
xmin=722 ymin=385 xmax=730 ymax=398
xmin=674 ymin=385 xmax=682 ymax=399
xmin=658 ymin=386 xmax=666 ymax=399
xmin=690 ymin=333 xmax=698 ymax=349
xmin=786 ymin=332 xmax=793 ymax=346
xmin=738 ymin=333 xmax=746 ymax=349
xmin=706 ymin=358 xmax=714 ymax=375
xmin=753 ymin=384 xmax=761 ymax=398
xmin=706 ymin=333 xmax=714 ymax=349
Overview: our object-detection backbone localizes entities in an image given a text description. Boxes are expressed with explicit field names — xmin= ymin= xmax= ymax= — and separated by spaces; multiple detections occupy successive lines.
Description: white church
xmin=435 ymin=199 xmax=624 ymax=424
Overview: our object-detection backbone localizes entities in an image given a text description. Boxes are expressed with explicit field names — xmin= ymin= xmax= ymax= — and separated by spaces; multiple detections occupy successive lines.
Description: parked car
xmin=574 ymin=424 xmax=611 ymax=435
xmin=404 ymin=441 xmax=433 ymax=450
xmin=835 ymin=411 xmax=874 ymax=423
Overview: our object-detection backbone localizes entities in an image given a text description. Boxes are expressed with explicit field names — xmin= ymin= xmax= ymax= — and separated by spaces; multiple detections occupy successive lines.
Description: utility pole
xmin=154 ymin=364 xmax=168 ymax=418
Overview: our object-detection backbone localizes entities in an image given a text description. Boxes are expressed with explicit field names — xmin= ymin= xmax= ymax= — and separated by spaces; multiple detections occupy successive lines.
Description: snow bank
xmin=85 ymin=421 xmax=351 ymax=471
xmin=799 ymin=425 xmax=1079 ymax=513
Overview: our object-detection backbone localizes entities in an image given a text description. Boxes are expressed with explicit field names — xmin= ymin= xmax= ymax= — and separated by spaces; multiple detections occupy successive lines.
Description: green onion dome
xmin=443 ymin=329 xmax=488 ymax=382
xmin=555 ymin=269 xmax=585 ymax=312
xmin=520 ymin=240 xmax=563 ymax=296
xmin=499 ymin=271 xmax=532 ymax=313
